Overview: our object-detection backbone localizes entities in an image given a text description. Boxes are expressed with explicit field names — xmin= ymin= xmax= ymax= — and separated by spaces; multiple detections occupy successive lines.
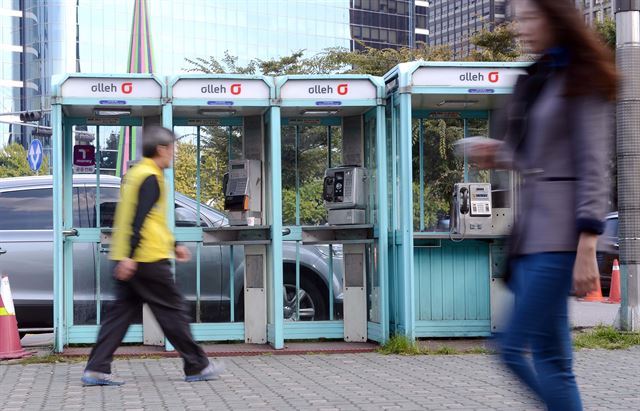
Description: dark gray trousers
xmin=85 ymin=260 xmax=209 ymax=376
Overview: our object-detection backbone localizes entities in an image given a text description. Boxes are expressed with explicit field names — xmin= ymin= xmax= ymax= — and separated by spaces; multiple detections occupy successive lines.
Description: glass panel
xmin=173 ymin=124 xmax=233 ymax=325
xmin=175 ymin=241 xmax=200 ymax=322
xmin=466 ymin=118 xmax=490 ymax=184
xmin=281 ymin=123 xmax=345 ymax=322
xmin=413 ymin=118 xmax=464 ymax=232
xmin=73 ymin=242 xmax=102 ymax=325
xmin=364 ymin=114 xmax=380 ymax=323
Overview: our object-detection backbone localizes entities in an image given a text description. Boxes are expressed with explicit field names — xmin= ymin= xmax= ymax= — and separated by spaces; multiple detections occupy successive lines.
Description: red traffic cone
xmin=581 ymin=273 xmax=604 ymax=302
xmin=607 ymin=259 xmax=621 ymax=304
xmin=0 ymin=276 xmax=29 ymax=360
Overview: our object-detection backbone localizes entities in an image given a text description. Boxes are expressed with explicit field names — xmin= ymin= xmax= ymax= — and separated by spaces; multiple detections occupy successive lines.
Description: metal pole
xmin=616 ymin=0 xmax=640 ymax=331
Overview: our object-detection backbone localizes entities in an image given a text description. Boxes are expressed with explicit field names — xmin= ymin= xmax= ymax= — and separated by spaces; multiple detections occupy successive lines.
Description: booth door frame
xmin=412 ymin=110 xmax=492 ymax=338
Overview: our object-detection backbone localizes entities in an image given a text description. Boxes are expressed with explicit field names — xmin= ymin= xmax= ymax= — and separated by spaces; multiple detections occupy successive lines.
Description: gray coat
xmin=498 ymin=74 xmax=613 ymax=255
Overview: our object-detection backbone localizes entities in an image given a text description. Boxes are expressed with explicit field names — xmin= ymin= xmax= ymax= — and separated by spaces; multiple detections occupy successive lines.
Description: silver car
xmin=0 ymin=175 xmax=344 ymax=332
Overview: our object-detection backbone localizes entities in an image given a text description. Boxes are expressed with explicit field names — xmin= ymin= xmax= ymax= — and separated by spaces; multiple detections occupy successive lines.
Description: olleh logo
xmin=200 ymin=83 xmax=242 ymax=95
xmin=459 ymin=72 xmax=500 ymax=83
xmin=308 ymin=83 xmax=349 ymax=95
xmin=90 ymin=82 xmax=133 ymax=94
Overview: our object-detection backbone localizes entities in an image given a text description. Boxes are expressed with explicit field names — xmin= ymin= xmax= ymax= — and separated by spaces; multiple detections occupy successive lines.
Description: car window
xmin=175 ymin=204 xmax=209 ymax=227
xmin=0 ymin=187 xmax=84 ymax=230
xmin=604 ymin=218 xmax=619 ymax=238
xmin=85 ymin=186 xmax=120 ymax=228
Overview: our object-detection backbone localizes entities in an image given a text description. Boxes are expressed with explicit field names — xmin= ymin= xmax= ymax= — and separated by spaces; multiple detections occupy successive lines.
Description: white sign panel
xmin=172 ymin=79 xmax=270 ymax=100
xmin=280 ymin=80 xmax=377 ymax=100
xmin=412 ymin=67 xmax=527 ymax=89
xmin=60 ymin=78 xmax=162 ymax=100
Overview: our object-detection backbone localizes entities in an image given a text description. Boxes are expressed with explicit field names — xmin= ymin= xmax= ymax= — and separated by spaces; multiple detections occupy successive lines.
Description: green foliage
xmin=330 ymin=43 xmax=453 ymax=76
xmin=173 ymin=141 xmax=226 ymax=209
xmin=467 ymin=23 xmax=523 ymax=62
xmin=574 ymin=325 xmax=640 ymax=350
xmin=283 ymin=178 xmax=327 ymax=225
xmin=0 ymin=143 xmax=50 ymax=178
xmin=595 ymin=17 xmax=616 ymax=51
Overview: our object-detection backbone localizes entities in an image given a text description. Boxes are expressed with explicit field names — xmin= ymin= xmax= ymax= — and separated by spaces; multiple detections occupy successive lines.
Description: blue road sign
xmin=27 ymin=139 xmax=43 ymax=172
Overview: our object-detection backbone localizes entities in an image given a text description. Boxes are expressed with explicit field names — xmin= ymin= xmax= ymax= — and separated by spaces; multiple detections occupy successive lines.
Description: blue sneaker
xmin=81 ymin=370 xmax=124 ymax=386
xmin=184 ymin=361 xmax=226 ymax=382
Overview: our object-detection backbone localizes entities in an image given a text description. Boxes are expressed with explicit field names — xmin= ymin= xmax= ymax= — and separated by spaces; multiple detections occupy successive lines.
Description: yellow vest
xmin=110 ymin=157 xmax=175 ymax=262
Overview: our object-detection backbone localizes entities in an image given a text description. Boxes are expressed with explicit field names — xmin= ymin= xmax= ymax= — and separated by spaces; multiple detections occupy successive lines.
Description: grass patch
xmin=378 ymin=335 xmax=421 ymax=355
xmin=378 ymin=335 xmax=492 ymax=356
xmin=430 ymin=345 xmax=458 ymax=355
xmin=574 ymin=325 xmax=640 ymax=350
xmin=17 ymin=354 xmax=86 ymax=365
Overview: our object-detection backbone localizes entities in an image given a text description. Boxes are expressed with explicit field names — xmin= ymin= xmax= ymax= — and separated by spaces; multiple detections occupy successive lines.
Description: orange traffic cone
xmin=581 ymin=273 xmax=604 ymax=302
xmin=607 ymin=259 xmax=621 ymax=304
xmin=0 ymin=276 xmax=29 ymax=360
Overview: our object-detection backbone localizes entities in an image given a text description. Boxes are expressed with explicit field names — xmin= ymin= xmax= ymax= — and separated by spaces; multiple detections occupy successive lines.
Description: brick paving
xmin=2 ymin=347 xmax=640 ymax=410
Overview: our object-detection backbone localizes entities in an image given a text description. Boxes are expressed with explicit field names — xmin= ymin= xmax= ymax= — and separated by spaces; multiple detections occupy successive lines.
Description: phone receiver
xmin=323 ymin=176 xmax=335 ymax=202
xmin=222 ymin=173 xmax=229 ymax=195
xmin=460 ymin=187 xmax=470 ymax=215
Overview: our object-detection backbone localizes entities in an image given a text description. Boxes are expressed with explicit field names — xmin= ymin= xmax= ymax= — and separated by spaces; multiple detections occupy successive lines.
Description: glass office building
xmin=576 ymin=0 xmax=615 ymax=25
xmin=427 ymin=0 xmax=508 ymax=57
xmin=1 ymin=0 xmax=440 ymax=148
xmin=1 ymin=0 xmax=355 ymax=148
xmin=350 ymin=0 xmax=429 ymax=49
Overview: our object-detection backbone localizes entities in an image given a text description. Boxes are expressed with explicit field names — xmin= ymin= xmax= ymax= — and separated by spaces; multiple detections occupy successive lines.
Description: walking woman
xmin=470 ymin=0 xmax=617 ymax=409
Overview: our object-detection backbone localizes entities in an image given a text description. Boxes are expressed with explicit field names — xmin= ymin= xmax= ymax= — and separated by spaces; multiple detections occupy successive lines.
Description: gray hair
xmin=142 ymin=126 xmax=176 ymax=158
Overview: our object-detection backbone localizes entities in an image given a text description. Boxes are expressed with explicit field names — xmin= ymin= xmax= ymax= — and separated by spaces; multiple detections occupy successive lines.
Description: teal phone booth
xmin=384 ymin=62 xmax=528 ymax=339
xmin=51 ymin=74 xmax=167 ymax=351
xmin=275 ymin=75 xmax=390 ymax=344
xmin=167 ymin=74 xmax=283 ymax=348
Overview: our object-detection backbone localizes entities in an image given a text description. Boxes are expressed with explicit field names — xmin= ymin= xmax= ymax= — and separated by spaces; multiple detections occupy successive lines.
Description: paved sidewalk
xmin=2 ymin=348 xmax=640 ymax=410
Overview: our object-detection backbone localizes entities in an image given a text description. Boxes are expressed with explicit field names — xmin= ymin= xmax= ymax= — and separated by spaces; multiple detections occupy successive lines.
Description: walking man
xmin=81 ymin=126 xmax=224 ymax=386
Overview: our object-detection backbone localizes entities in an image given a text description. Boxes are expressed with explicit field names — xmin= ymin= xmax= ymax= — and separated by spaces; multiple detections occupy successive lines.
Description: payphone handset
xmin=223 ymin=159 xmax=262 ymax=226
xmin=451 ymin=183 xmax=493 ymax=238
xmin=323 ymin=166 xmax=368 ymax=225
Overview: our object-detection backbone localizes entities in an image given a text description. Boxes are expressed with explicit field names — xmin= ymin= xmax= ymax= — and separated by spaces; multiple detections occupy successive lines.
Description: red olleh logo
xmin=337 ymin=84 xmax=348 ymax=95
xmin=488 ymin=72 xmax=500 ymax=83
xmin=230 ymin=83 xmax=242 ymax=95
xmin=121 ymin=82 xmax=133 ymax=94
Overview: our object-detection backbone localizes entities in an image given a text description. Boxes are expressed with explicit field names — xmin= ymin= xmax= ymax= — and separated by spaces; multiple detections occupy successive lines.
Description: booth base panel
xmin=414 ymin=320 xmax=492 ymax=338
xmin=67 ymin=325 xmax=143 ymax=344
xmin=367 ymin=322 xmax=384 ymax=343
xmin=283 ymin=321 xmax=345 ymax=340
xmin=65 ymin=323 xmax=246 ymax=346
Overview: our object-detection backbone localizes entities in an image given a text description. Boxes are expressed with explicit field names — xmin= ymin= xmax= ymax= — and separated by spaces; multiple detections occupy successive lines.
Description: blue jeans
xmin=499 ymin=253 xmax=583 ymax=411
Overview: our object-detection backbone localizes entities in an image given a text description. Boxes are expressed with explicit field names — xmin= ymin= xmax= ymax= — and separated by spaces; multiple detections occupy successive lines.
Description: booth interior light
xmin=94 ymin=108 xmax=132 ymax=117
xmin=437 ymin=100 xmax=479 ymax=107
xmin=198 ymin=109 xmax=237 ymax=117
xmin=301 ymin=109 xmax=339 ymax=116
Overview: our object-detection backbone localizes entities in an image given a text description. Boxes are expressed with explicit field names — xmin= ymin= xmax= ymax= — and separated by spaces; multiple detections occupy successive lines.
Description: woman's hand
xmin=467 ymin=140 xmax=502 ymax=169
xmin=573 ymin=233 xmax=600 ymax=296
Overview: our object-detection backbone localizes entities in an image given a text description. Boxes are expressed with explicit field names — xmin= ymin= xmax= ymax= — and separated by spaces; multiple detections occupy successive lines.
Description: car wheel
xmin=283 ymin=273 xmax=328 ymax=321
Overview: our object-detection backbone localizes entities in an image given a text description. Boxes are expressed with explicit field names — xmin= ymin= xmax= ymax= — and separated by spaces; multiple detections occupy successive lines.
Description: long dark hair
xmin=529 ymin=0 xmax=618 ymax=100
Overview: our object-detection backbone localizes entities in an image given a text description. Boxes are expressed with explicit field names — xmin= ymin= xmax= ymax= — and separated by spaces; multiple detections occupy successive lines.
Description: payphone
xmin=323 ymin=166 xmax=368 ymax=225
xmin=224 ymin=159 xmax=262 ymax=226
xmin=450 ymin=183 xmax=493 ymax=237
